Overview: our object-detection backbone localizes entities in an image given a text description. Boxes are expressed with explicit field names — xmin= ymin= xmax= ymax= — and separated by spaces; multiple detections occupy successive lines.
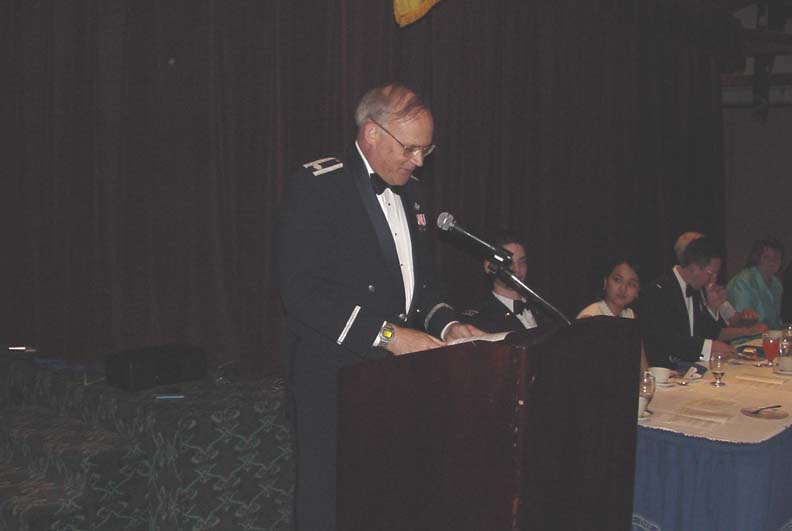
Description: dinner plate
xmin=736 ymin=348 xmax=760 ymax=361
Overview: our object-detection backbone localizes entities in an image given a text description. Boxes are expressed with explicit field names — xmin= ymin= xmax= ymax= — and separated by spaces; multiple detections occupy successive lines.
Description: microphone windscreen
xmin=437 ymin=212 xmax=455 ymax=231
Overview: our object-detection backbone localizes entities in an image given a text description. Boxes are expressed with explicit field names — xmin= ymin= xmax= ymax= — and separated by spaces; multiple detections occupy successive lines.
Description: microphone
xmin=436 ymin=212 xmax=572 ymax=327
xmin=436 ymin=212 xmax=512 ymax=265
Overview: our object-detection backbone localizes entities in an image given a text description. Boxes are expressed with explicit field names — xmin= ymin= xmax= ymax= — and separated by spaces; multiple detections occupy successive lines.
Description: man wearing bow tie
xmin=275 ymin=83 xmax=480 ymax=530
xmin=461 ymin=231 xmax=553 ymax=333
xmin=640 ymin=234 xmax=736 ymax=369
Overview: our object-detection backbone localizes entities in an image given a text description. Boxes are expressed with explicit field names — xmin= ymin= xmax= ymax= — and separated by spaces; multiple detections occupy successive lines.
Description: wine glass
xmin=638 ymin=372 xmax=656 ymax=419
xmin=782 ymin=324 xmax=792 ymax=356
xmin=710 ymin=351 xmax=728 ymax=387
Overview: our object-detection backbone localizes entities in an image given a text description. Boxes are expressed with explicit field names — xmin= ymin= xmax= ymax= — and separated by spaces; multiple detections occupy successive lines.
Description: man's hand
xmin=711 ymin=340 xmax=736 ymax=355
xmin=385 ymin=325 xmax=445 ymax=356
xmin=443 ymin=322 xmax=484 ymax=342
xmin=704 ymin=283 xmax=728 ymax=312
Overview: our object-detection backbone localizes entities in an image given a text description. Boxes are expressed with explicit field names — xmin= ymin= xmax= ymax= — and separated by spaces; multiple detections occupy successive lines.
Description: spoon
xmin=675 ymin=366 xmax=696 ymax=385
xmin=750 ymin=405 xmax=782 ymax=415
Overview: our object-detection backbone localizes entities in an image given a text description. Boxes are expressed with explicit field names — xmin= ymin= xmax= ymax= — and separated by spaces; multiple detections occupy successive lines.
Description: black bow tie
xmin=685 ymin=285 xmax=698 ymax=299
xmin=371 ymin=173 xmax=404 ymax=196
xmin=513 ymin=300 xmax=528 ymax=315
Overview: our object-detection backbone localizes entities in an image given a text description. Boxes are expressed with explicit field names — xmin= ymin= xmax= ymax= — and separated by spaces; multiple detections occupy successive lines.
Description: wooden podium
xmin=337 ymin=317 xmax=641 ymax=531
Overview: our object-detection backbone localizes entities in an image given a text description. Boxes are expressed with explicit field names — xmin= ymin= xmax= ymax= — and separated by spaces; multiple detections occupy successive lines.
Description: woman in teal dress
xmin=727 ymin=239 xmax=785 ymax=329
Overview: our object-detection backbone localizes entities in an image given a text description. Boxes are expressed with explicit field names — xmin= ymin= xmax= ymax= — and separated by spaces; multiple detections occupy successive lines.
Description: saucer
xmin=655 ymin=381 xmax=675 ymax=388
xmin=638 ymin=411 xmax=653 ymax=422
xmin=736 ymin=348 xmax=759 ymax=360
xmin=773 ymin=367 xmax=792 ymax=376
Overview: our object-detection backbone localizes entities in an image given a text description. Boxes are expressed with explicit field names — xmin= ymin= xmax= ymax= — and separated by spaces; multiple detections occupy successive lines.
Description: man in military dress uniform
xmin=275 ymin=83 xmax=480 ymax=530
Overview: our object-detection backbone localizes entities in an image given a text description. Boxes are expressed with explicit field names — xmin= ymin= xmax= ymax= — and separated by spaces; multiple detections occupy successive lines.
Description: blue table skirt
xmin=633 ymin=425 xmax=792 ymax=531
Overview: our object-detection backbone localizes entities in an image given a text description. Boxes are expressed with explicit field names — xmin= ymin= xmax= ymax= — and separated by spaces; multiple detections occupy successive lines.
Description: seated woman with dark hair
xmin=577 ymin=258 xmax=640 ymax=319
xmin=577 ymin=257 xmax=647 ymax=372
xmin=727 ymin=239 xmax=785 ymax=329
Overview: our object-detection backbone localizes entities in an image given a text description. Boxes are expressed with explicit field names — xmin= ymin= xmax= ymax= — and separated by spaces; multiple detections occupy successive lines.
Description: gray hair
xmin=354 ymin=83 xmax=430 ymax=128
xmin=674 ymin=232 xmax=705 ymax=263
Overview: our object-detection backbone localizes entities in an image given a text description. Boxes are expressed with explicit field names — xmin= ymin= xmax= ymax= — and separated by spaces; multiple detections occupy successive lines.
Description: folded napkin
xmin=673 ymin=408 xmax=731 ymax=424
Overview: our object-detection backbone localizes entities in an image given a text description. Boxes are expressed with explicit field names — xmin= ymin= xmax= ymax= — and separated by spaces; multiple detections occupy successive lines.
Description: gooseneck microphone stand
xmin=487 ymin=262 xmax=572 ymax=327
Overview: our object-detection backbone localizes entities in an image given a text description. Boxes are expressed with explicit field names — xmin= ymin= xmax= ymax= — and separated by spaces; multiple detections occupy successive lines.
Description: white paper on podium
xmin=447 ymin=331 xmax=511 ymax=345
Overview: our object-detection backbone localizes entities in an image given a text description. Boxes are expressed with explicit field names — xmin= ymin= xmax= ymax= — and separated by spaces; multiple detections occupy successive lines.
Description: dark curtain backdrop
xmin=4 ymin=0 xmax=730 ymax=374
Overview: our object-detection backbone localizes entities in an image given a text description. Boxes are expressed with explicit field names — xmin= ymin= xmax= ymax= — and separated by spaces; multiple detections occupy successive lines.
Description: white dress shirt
xmin=493 ymin=291 xmax=539 ymax=329
xmin=356 ymin=142 xmax=414 ymax=314
xmin=672 ymin=266 xmax=713 ymax=360
xmin=356 ymin=143 xmax=459 ymax=345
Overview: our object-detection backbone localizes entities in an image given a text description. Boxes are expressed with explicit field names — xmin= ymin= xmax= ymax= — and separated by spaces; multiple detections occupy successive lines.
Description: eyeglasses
xmin=370 ymin=119 xmax=436 ymax=159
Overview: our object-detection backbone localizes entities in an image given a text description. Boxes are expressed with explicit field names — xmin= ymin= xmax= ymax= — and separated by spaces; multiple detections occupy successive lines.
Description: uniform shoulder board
xmin=303 ymin=157 xmax=343 ymax=176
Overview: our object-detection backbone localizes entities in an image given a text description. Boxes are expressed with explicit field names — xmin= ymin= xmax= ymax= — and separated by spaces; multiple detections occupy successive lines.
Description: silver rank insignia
xmin=303 ymin=157 xmax=343 ymax=176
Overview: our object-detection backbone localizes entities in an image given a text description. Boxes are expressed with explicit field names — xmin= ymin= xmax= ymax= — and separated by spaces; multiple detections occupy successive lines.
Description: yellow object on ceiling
xmin=394 ymin=0 xmax=442 ymax=28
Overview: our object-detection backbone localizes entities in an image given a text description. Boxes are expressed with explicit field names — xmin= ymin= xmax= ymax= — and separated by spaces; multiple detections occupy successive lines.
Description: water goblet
xmin=638 ymin=372 xmax=656 ymax=419
xmin=782 ymin=324 xmax=792 ymax=356
xmin=710 ymin=351 xmax=728 ymax=387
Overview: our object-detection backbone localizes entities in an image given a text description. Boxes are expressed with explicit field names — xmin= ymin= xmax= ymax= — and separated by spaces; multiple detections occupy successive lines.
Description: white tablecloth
xmin=641 ymin=361 xmax=792 ymax=443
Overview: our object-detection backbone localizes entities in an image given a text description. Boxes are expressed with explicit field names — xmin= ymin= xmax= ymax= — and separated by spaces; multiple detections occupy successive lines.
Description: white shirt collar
xmin=492 ymin=291 xmax=522 ymax=312
xmin=672 ymin=265 xmax=690 ymax=297
xmin=355 ymin=141 xmax=375 ymax=176
xmin=597 ymin=300 xmax=616 ymax=317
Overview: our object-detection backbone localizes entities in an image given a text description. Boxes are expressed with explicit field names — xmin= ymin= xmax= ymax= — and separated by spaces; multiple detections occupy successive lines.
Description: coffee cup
xmin=648 ymin=366 xmax=671 ymax=384
xmin=777 ymin=356 xmax=792 ymax=372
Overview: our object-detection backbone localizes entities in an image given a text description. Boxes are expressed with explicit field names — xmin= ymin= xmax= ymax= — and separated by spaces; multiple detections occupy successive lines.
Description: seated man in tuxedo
xmin=675 ymin=232 xmax=766 ymax=339
xmin=462 ymin=231 xmax=552 ymax=333
xmin=640 ymin=234 xmax=736 ymax=368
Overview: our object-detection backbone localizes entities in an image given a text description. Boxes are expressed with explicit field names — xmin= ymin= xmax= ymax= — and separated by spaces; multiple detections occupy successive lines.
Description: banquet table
xmin=632 ymin=360 xmax=792 ymax=531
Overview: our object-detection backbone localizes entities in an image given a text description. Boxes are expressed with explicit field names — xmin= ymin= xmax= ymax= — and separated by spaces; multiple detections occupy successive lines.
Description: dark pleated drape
xmin=4 ymin=0 xmax=728 ymax=374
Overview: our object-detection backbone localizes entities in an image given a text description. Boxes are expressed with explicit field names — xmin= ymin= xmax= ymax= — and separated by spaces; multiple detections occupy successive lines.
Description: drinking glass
xmin=710 ymin=351 xmax=728 ymax=387
xmin=763 ymin=331 xmax=783 ymax=362
xmin=782 ymin=337 xmax=792 ymax=358
xmin=638 ymin=372 xmax=656 ymax=418
xmin=782 ymin=324 xmax=792 ymax=355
